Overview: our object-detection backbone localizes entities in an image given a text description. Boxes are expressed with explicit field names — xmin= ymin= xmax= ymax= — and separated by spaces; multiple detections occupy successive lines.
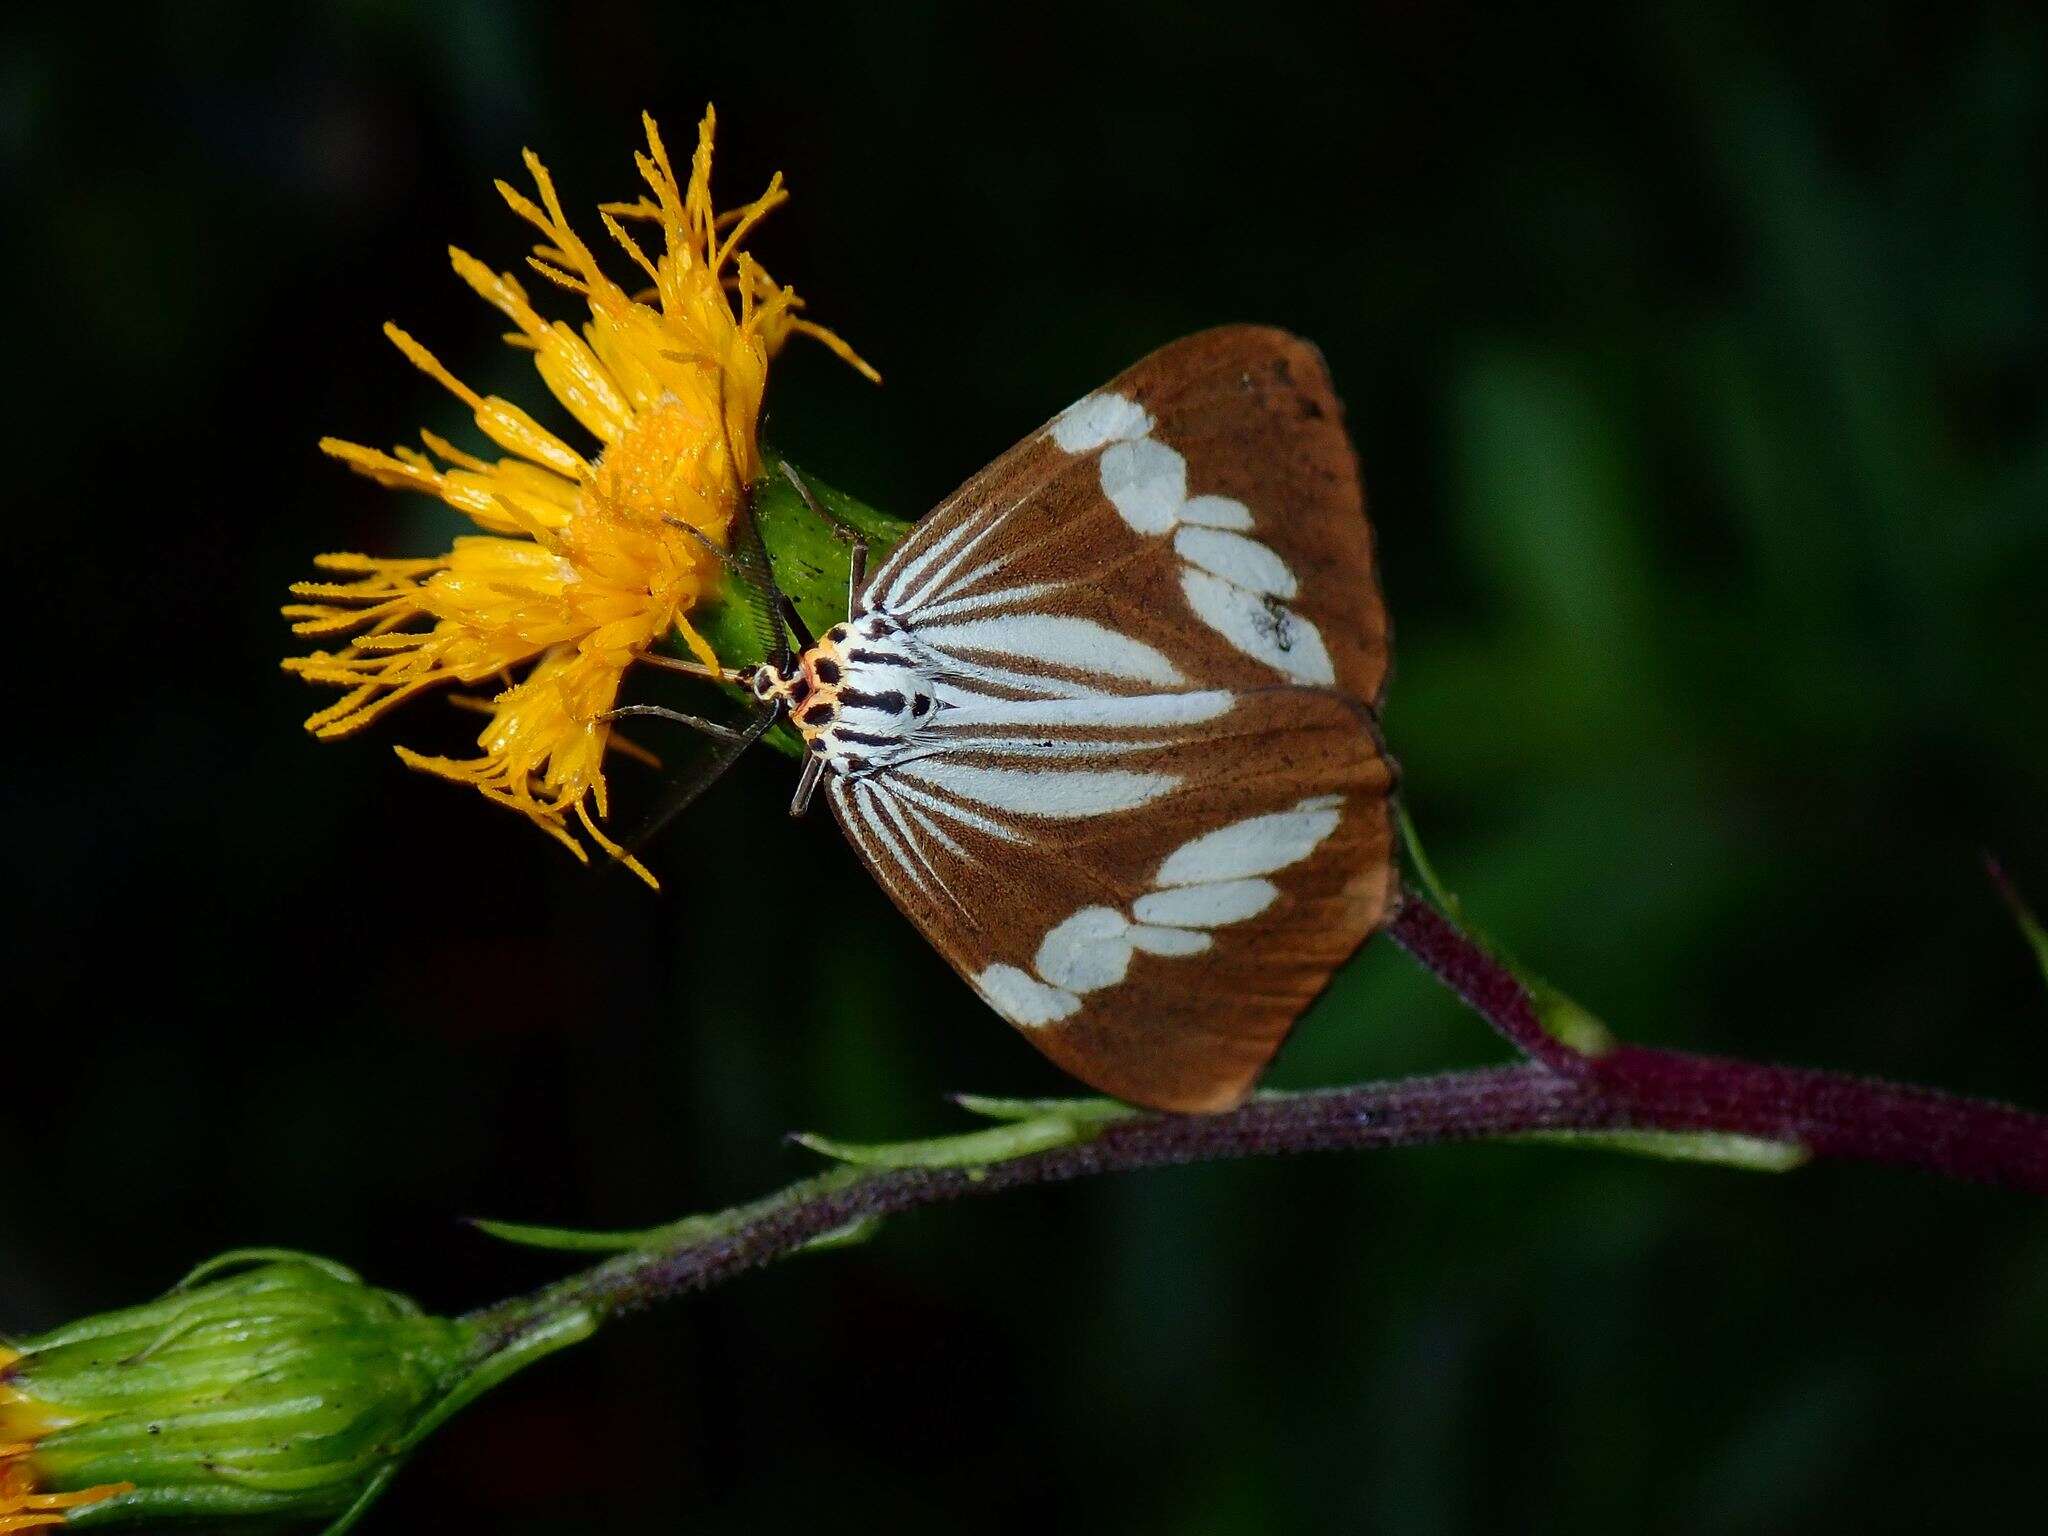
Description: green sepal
xmin=675 ymin=450 xmax=914 ymax=759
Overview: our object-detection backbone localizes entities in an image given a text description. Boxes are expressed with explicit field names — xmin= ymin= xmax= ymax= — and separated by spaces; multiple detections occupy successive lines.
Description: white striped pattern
xmin=818 ymin=380 xmax=1352 ymax=1017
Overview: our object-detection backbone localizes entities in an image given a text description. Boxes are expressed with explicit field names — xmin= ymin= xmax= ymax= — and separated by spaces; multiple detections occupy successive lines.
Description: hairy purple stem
xmin=465 ymin=896 xmax=2048 ymax=1359
xmin=1383 ymin=898 xmax=1592 ymax=1072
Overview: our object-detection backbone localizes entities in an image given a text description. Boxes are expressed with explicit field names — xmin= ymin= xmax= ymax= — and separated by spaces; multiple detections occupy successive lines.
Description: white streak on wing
xmin=897 ymin=760 xmax=1177 ymax=818
xmin=908 ymin=581 xmax=1063 ymax=624
xmin=936 ymin=690 xmax=1233 ymax=732
xmin=896 ymin=525 xmax=1016 ymax=614
xmin=918 ymin=614 xmax=1184 ymax=685
xmin=1099 ymin=438 xmax=1187 ymax=534
xmin=921 ymin=653 xmax=1113 ymax=701
xmin=928 ymin=680 xmax=1010 ymax=711
xmin=883 ymin=777 xmax=1029 ymax=844
xmin=876 ymin=501 xmax=996 ymax=612
xmin=895 ymin=793 xmax=973 ymax=866
xmin=867 ymin=780 xmax=976 ymax=929
xmin=868 ymin=502 xmax=979 ymax=610
xmin=1133 ymin=879 xmax=1281 ymax=928
xmin=1049 ymin=393 xmax=1153 ymax=453
xmin=1180 ymin=494 xmax=1254 ymax=530
xmin=899 ymin=734 xmax=1179 ymax=764
xmin=1155 ymin=796 xmax=1345 ymax=886
xmin=1174 ymin=526 xmax=1298 ymax=599
xmin=1033 ymin=907 xmax=1134 ymax=991
xmin=1179 ymin=568 xmax=1335 ymax=686
xmin=976 ymin=963 xmax=1081 ymax=1028
xmin=845 ymin=780 xmax=932 ymax=902
xmin=832 ymin=780 xmax=925 ymax=913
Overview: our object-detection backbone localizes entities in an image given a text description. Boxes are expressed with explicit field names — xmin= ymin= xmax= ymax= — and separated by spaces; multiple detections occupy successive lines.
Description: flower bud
xmin=2 ymin=1253 xmax=477 ymax=1530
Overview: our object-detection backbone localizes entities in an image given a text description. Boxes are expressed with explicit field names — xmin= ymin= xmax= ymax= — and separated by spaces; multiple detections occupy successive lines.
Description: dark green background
xmin=6 ymin=2 xmax=2045 ymax=1530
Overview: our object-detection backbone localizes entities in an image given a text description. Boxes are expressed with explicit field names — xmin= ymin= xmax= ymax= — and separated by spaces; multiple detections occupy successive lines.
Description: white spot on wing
xmin=1034 ymin=907 xmax=1135 ymax=991
xmin=917 ymin=614 xmax=1184 ymax=685
xmin=957 ymin=795 xmax=1348 ymax=1034
xmin=1180 ymin=568 xmax=1335 ymax=686
xmin=1127 ymin=925 xmax=1212 ymax=957
xmin=1040 ymin=383 xmax=1350 ymax=690
xmin=1099 ymin=438 xmax=1187 ymax=534
xmin=1174 ymin=525 xmax=1298 ymax=599
xmin=1050 ymin=392 xmax=1153 ymax=452
xmin=1155 ymin=796 xmax=1345 ymax=886
xmin=1180 ymin=494 xmax=1255 ymax=530
xmin=976 ymin=963 xmax=1081 ymax=1028
xmin=1133 ymin=879 xmax=1280 ymax=928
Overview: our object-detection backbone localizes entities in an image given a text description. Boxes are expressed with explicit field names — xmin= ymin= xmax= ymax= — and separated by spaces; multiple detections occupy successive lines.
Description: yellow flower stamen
xmin=0 ymin=1351 xmax=132 ymax=1532
xmin=284 ymin=108 xmax=874 ymax=886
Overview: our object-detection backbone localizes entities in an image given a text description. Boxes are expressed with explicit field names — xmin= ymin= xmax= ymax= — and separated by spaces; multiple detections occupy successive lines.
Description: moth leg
xmin=789 ymin=753 xmax=826 ymax=817
xmin=778 ymin=460 xmax=868 ymax=617
xmin=597 ymin=703 xmax=753 ymax=746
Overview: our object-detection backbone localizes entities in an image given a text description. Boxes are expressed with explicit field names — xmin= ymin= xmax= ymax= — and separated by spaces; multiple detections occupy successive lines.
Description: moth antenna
xmin=662 ymin=515 xmax=742 ymax=573
xmin=663 ymin=499 xmax=790 ymax=674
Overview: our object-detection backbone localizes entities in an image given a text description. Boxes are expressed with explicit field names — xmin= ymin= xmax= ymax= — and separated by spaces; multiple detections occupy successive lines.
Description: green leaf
xmin=1521 ymin=976 xmax=1620 ymax=1058
xmin=795 ymin=1100 xmax=1135 ymax=1171
xmin=1394 ymin=799 xmax=1462 ymax=921
xmin=1987 ymin=858 xmax=2048 ymax=991
xmin=465 ymin=1219 xmax=665 ymax=1254
xmin=1512 ymin=1128 xmax=1810 ymax=1172
xmin=951 ymin=1093 xmax=1137 ymax=1126
xmin=795 ymin=1216 xmax=884 ymax=1254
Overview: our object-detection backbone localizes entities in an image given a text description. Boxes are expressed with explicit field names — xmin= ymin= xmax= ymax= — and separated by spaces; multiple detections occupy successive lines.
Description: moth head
xmin=749 ymin=665 xmax=779 ymax=702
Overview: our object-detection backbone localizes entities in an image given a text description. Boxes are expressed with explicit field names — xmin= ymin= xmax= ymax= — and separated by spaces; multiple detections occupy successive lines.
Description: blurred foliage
xmin=3 ymin=1 xmax=2044 ymax=1532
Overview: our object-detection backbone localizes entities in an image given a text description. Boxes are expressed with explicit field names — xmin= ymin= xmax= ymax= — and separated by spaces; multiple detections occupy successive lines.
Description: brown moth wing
xmin=861 ymin=326 xmax=1389 ymax=708
xmin=835 ymin=326 xmax=1398 ymax=1112
xmin=828 ymin=689 xmax=1398 ymax=1111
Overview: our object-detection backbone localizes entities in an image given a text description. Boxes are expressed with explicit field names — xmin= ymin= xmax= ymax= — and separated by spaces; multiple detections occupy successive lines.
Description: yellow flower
xmin=1 ymin=1350 xmax=131 ymax=1532
xmin=285 ymin=108 xmax=874 ymax=886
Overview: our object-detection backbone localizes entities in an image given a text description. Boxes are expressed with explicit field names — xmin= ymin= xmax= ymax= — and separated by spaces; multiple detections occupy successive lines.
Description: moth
xmin=638 ymin=327 xmax=1398 ymax=1112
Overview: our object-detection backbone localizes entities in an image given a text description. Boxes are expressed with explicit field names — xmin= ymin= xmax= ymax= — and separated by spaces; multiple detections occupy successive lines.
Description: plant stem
xmin=1382 ymin=899 xmax=1594 ymax=1072
xmin=462 ymin=895 xmax=2048 ymax=1365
